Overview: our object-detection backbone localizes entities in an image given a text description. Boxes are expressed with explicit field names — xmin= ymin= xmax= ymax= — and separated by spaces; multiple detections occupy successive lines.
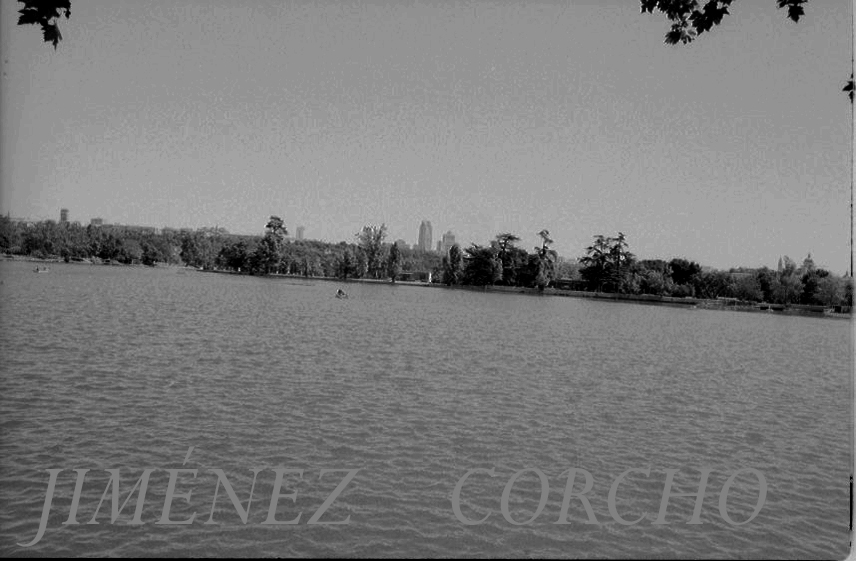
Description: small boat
xmin=336 ymin=289 xmax=348 ymax=299
xmin=33 ymin=266 xmax=50 ymax=273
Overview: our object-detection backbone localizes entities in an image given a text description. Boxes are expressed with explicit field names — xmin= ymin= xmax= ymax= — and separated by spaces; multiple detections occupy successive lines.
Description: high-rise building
xmin=394 ymin=239 xmax=408 ymax=250
xmin=418 ymin=220 xmax=432 ymax=252
xmin=296 ymin=226 xmax=305 ymax=240
xmin=441 ymin=230 xmax=456 ymax=254
xmin=90 ymin=218 xmax=104 ymax=227
xmin=60 ymin=208 xmax=69 ymax=223
xmin=436 ymin=241 xmax=442 ymax=252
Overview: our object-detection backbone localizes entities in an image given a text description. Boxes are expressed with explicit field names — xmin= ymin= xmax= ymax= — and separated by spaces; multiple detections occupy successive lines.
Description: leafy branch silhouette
xmin=641 ymin=1 xmax=852 ymax=101
xmin=17 ymin=0 xmax=70 ymax=49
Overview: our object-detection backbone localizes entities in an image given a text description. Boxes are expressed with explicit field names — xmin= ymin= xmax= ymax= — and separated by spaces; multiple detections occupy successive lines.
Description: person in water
xmin=336 ymin=289 xmax=348 ymax=298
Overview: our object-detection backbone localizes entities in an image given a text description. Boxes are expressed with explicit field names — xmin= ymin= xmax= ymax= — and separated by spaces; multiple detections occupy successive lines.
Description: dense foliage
xmin=17 ymin=0 xmax=69 ymax=48
xmin=641 ymin=0 xmax=810 ymax=45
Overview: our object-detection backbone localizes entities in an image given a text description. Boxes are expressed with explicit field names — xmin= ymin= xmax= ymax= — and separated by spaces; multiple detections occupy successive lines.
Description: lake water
xmin=0 ymin=260 xmax=851 ymax=558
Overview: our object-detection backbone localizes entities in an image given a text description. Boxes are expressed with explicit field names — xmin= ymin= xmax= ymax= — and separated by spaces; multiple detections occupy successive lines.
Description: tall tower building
xmin=418 ymin=220 xmax=433 ymax=252
xmin=296 ymin=226 xmax=305 ymax=240
xmin=441 ymin=230 xmax=456 ymax=254
xmin=60 ymin=208 xmax=69 ymax=223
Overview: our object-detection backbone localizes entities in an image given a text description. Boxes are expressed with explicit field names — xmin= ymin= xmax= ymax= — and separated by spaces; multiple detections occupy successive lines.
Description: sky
xmin=0 ymin=0 xmax=852 ymax=271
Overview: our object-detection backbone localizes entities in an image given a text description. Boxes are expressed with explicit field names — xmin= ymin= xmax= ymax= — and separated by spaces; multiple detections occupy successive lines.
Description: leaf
xmin=42 ymin=23 xmax=61 ymax=49
xmin=689 ymin=1 xmax=730 ymax=35
xmin=672 ymin=0 xmax=699 ymax=21
xmin=665 ymin=21 xmax=695 ymax=45
xmin=844 ymin=74 xmax=854 ymax=102
xmin=640 ymin=0 xmax=660 ymax=14
xmin=17 ymin=0 xmax=71 ymax=47
xmin=776 ymin=0 xmax=806 ymax=23
xmin=17 ymin=9 xmax=42 ymax=26
xmin=786 ymin=5 xmax=804 ymax=22
xmin=56 ymin=0 xmax=71 ymax=18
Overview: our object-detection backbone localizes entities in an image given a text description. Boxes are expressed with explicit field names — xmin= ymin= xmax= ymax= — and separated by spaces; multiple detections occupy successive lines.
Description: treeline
xmin=2 ymin=216 xmax=851 ymax=306
xmin=440 ymin=231 xmax=852 ymax=307
xmin=212 ymin=218 xmax=442 ymax=278
xmin=1 ymin=216 xmax=183 ymax=265
xmin=439 ymin=230 xmax=561 ymax=289
xmin=575 ymin=233 xmax=852 ymax=307
xmin=0 ymin=216 xmax=442 ymax=278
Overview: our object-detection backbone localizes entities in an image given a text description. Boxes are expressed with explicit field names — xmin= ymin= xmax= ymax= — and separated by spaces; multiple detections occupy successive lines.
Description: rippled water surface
xmin=0 ymin=261 xmax=852 ymax=558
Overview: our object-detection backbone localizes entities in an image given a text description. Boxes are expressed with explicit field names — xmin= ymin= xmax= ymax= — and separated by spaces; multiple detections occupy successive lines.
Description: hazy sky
xmin=1 ymin=0 xmax=851 ymax=270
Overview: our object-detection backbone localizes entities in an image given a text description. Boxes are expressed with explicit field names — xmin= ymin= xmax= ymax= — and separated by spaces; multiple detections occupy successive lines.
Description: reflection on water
xmin=0 ymin=261 xmax=851 ymax=558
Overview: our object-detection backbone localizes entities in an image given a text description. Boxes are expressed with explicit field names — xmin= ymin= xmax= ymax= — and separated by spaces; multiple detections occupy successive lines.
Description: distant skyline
xmin=1 ymin=1 xmax=851 ymax=271
xmin=417 ymin=220 xmax=433 ymax=253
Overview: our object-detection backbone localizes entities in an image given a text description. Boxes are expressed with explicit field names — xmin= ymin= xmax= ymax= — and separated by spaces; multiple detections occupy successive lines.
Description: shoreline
xmin=201 ymin=269 xmax=853 ymax=320
xmin=0 ymin=254 xmax=183 ymax=268
xmin=5 ymin=257 xmax=849 ymax=320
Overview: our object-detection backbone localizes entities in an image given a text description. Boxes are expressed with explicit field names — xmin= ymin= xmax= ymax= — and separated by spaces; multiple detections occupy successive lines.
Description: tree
xmin=0 ymin=215 xmax=22 ymax=253
xmin=579 ymin=235 xmax=612 ymax=291
xmin=120 ymin=238 xmax=143 ymax=264
xmin=608 ymin=232 xmax=634 ymax=293
xmin=772 ymin=272 xmax=803 ymax=304
xmin=217 ymin=240 xmax=250 ymax=272
xmin=780 ymin=255 xmax=798 ymax=277
xmin=335 ymin=244 xmax=356 ymax=280
xmin=816 ymin=275 xmax=843 ymax=306
xmin=98 ymin=232 xmax=123 ymax=262
xmin=533 ymin=229 xmax=558 ymax=290
xmin=492 ymin=243 xmax=530 ymax=287
xmin=443 ymin=243 xmax=463 ymax=285
xmin=353 ymin=246 xmax=368 ymax=278
xmin=579 ymin=233 xmax=634 ymax=292
xmin=635 ymin=260 xmax=676 ymax=295
xmin=693 ymin=269 xmax=734 ymax=299
xmin=493 ymin=233 xmax=521 ymax=285
xmin=179 ymin=231 xmax=214 ymax=268
xmin=669 ymin=258 xmax=702 ymax=287
xmin=799 ymin=265 xmax=828 ymax=304
xmin=555 ymin=259 xmax=582 ymax=281
xmin=495 ymin=233 xmax=520 ymax=255
xmin=356 ymin=224 xmax=387 ymax=279
xmin=640 ymin=268 xmax=670 ymax=295
xmin=732 ymin=274 xmax=762 ymax=301
xmin=265 ymin=216 xmax=287 ymax=238
xmin=462 ymin=244 xmax=502 ymax=287
xmin=250 ymin=216 xmax=287 ymax=274
xmin=140 ymin=239 xmax=163 ymax=266
xmin=387 ymin=241 xmax=401 ymax=282
xmin=250 ymin=235 xmax=280 ymax=274
xmin=755 ymin=267 xmax=777 ymax=302
xmin=800 ymin=270 xmax=820 ymax=304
